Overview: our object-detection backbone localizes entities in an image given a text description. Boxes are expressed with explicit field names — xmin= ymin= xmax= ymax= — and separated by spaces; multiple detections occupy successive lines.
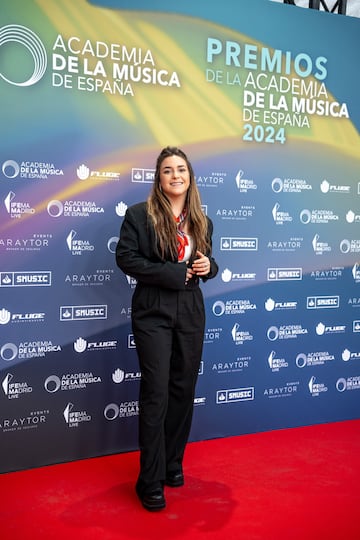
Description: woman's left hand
xmin=192 ymin=250 xmax=211 ymax=276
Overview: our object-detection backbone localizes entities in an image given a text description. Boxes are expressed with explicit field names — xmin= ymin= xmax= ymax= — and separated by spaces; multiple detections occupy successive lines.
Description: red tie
xmin=174 ymin=208 xmax=189 ymax=261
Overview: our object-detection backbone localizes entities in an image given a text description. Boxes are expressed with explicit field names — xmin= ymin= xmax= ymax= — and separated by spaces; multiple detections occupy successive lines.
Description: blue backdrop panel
xmin=0 ymin=0 xmax=359 ymax=473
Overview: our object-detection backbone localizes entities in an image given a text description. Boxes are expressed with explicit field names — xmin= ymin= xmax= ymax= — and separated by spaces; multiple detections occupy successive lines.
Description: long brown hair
xmin=147 ymin=146 xmax=210 ymax=259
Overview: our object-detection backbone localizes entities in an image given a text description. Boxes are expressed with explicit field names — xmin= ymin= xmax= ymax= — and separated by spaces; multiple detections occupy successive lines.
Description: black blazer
xmin=116 ymin=202 xmax=218 ymax=290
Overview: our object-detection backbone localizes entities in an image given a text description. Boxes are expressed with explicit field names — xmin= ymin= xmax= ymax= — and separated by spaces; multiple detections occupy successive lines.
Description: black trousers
xmin=131 ymin=284 xmax=205 ymax=493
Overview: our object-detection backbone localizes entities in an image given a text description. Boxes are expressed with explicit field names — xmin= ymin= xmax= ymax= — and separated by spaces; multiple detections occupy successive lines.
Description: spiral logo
xmin=212 ymin=300 xmax=225 ymax=317
xmin=340 ymin=239 xmax=351 ymax=254
xmin=267 ymin=326 xmax=279 ymax=341
xmin=0 ymin=343 xmax=18 ymax=362
xmin=44 ymin=375 xmax=61 ymax=393
xmin=300 ymin=209 xmax=311 ymax=224
xmin=336 ymin=378 xmax=347 ymax=393
xmin=0 ymin=24 xmax=47 ymax=86
xmin=271 ymin=178 xmax=283 ymax=193
xmin=104 ymin=403 xmax=119 ymax=421
xmin=2 ymin=160 xmax=20 ymax=178
xmin=295 ymin=353 xmax=307 ymax=368
xmin=47 ymin=200 xmax=64 ymax=218
xmin=107 ymin=236 xmax=119 ymax=254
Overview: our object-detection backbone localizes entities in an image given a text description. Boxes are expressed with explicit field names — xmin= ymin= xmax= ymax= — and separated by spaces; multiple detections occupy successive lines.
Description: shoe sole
xmin=141 ymin=500 xmax=166 ymax=511
xmin=165 ymin=478 xmax=184 ymax=488
xmin=136 ymin=487 xmax=166 ymax=511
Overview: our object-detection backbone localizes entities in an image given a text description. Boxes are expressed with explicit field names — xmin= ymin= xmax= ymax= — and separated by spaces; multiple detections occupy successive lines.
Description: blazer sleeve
xmin=202 ymin=217 xmax=219 ymax=282
xmin=115 ymin=204 xmax=188 ymax=290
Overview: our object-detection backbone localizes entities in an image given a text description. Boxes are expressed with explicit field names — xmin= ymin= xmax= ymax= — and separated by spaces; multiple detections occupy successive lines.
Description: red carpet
xmin=1 ymin=420 xmax=359 ymax=540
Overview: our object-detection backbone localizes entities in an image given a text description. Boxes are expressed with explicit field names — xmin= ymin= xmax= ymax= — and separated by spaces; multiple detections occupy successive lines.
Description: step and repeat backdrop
xmin=1 ymin=0 xmax=359 ymax=473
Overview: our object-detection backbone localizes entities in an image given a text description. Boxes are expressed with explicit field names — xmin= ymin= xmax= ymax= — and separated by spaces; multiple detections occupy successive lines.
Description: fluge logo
xmin=0 ymin=25 xmax=47 ymax=86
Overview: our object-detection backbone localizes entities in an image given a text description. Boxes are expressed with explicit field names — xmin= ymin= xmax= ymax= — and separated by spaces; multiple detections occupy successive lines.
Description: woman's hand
xmin=192 ymin=250 xmax=211 ymax=276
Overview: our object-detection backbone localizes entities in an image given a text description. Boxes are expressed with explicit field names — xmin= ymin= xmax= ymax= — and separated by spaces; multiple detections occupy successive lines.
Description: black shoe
xmin=136 ymin=485 xmax=166 ymax=511
xmin=165 ymin=471 xmax=184 ymax=487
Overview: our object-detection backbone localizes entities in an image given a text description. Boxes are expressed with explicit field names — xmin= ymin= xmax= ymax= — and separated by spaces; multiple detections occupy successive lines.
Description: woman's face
xmin=159 ymin=155 xmax=190 ymax=202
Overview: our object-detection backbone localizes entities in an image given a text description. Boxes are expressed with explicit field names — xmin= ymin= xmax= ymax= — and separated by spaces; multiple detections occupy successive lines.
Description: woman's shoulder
xmin=126 ymin=201 xmax=147 ymax=216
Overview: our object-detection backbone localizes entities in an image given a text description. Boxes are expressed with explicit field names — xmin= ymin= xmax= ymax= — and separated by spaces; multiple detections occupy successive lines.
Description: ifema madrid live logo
xmin=0 ymin=24 xmax=47 ymax=86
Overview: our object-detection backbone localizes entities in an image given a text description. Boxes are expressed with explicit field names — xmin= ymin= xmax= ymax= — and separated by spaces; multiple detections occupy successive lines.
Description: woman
xmin=116 ymin=146 xmax=218 ymax=511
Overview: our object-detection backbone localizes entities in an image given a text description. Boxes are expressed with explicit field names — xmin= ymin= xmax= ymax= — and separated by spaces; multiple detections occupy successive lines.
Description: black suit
xmin=116 ymin=202 xmax=218 ymax=493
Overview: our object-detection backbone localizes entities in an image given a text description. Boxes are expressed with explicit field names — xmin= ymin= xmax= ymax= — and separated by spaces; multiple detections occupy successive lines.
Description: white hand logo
xmin=221 ymin=268 xmax=232 ymax=283
xmin=112 ymin=369 xmax=125 ymax=383
xmin=74 ymin=337 xmax=87 ymax=353
xmin=77 ymin=164 xmax=90 ymax=180
xmin=320 ymin=180 xmax=329 ymax=193
xmin=265 ymin=298 xmax=275 ymax=312
xmin=316 ymin=322 xmax=325 ymax=336
xmin=0 ymin=308 xmax=11 ymax=325
xmin=115 ymin=201 xmax=127 ymax=217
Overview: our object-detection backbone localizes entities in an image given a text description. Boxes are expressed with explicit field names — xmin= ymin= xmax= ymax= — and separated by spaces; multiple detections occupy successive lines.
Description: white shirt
xmin=181 ymin=234 xmax=193 ymax=262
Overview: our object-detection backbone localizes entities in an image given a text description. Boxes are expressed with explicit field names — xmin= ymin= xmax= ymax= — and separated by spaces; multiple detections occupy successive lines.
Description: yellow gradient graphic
xmin=33 ymin=0 xmax=360 ymax=155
